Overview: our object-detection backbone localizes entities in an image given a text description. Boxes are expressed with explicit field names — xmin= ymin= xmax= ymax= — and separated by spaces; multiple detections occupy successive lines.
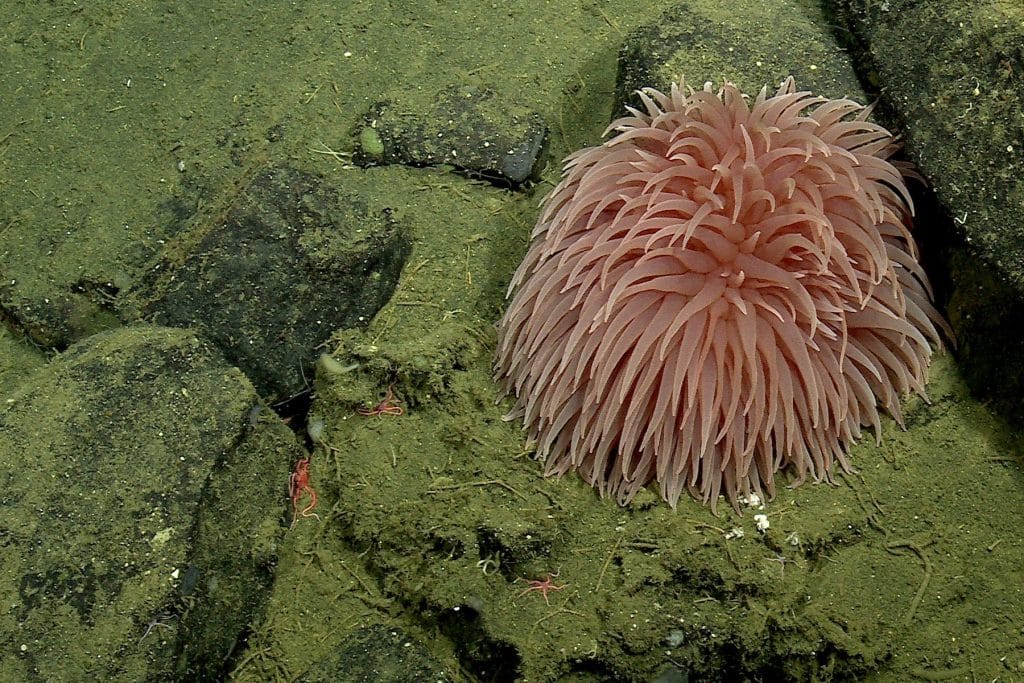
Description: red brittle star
xmin=288 ymin=457 xmax=320 ymax=529
xmin=356 ymin=385 xmax=404 ymax=417
xmin=517 ymin=571 xmax=568 ymax=606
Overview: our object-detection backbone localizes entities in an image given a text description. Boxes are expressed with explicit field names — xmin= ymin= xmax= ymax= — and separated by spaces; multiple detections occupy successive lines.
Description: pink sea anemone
xmin=495 ymin=77 xmax=945 ymax=511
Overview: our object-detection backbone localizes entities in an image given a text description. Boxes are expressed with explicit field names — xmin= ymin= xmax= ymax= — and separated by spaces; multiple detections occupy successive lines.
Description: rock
xmin=297 ymin=624 xmax=455 ymax=683
xmin=0 ymin=325 xmax=297 ymax=681
xmin=824 ymin=0 xmax=1024 ymax=419
xmin=0 ymin=282 xmax=123 ymax=351
xmin=132 ymin=166 xmax=411 ymax=404
xmin=0 ymin=326 xmax=45 ymax=396
xmin=354 ymin=84 xmax=547 ymax=186
xmin=615 ymin=0 xmax=864 ymax=112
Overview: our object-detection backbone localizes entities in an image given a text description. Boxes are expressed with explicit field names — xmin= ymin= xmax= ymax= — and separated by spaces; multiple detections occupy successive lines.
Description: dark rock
xmin=133 ymin=165 xmax=411 ymax=404
xmin=0 ymin=324 xmax=298 ymax=681
xmin=298 ymin=624 xmax=455 ymax=683
xmin=823 ymin=0 xmax=1024 ymax=419
xmin=354 ymin=84 xmax=547 ymax=186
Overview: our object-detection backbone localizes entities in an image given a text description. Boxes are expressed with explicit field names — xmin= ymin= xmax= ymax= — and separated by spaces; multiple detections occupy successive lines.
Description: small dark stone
xmin=353 ymin=84 xmax=547 ymax=186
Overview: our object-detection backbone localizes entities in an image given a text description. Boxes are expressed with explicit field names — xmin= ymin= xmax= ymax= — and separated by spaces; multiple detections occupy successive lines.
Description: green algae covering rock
xmin=0 ymin=325 xmax=297 ymax=681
